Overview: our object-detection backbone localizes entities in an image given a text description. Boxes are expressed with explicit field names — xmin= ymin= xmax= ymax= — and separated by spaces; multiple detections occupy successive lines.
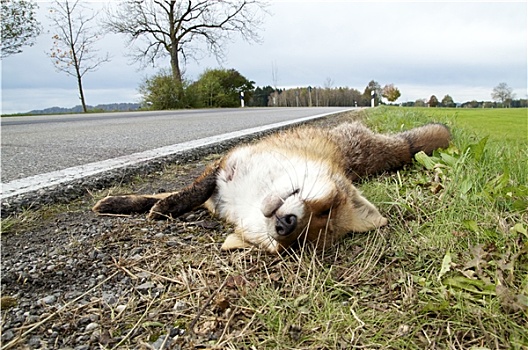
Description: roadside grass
xmin=234 ymin=107 xmax=527 ymax=348
xmin=1 ymin=108 xmax=526 ymax=349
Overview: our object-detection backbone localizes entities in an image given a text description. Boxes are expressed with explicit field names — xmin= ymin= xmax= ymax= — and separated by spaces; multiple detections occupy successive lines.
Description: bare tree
xmin=1 ymin=0 xmax=41 ymax=58
xmin=491 ymin=82 xmax=515 ymax=107
xmin=104 ymin=0 xmax=268 ymax=93
xmin=48 ymin=0 xmax=110 ymax=112
xmin=323 ymin=77 xmax=334 ymax=106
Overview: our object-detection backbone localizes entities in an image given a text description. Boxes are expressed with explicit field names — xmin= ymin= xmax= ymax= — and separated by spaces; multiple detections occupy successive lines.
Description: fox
xmin=93 ymin=121 xmax=451 ymax=254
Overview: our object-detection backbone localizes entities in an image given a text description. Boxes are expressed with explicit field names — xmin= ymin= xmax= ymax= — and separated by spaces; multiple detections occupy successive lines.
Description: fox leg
xmin=93 ymin=161 xmax=220 ymax=218
xmin=148 ymin=163 xmax=219 ymax=219
xmin=92 ymin=192 xmax=174 ymax=214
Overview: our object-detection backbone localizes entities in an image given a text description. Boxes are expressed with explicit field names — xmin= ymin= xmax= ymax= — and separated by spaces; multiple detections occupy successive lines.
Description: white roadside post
xmin=240 ymin=91 xmax=245 ymax=107
xmin=371 ymin=90 xmax=375 ymax=108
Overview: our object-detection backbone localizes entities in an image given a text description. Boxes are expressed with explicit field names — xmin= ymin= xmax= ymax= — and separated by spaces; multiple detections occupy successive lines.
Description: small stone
xmin=136 ymin=271 xmax=151 ymax=279
xmin=85 ymin=322 xmax=100 ymax=331
xmin=28 ymin=335 xmax=41 ymax=347
xmin=135 ymin=282 xmax=155 ymax=291
xmin=115 ymin=304 xmax=127 ymax=313
xmin=1 ymin=329 xmax=14 ymax=342
xmin=75 ymin=345 xmax=90 ymax=350
xmin=38 ymin=295 xmax=56 ymax=305
xmin=151 ymin=334 xmax=170 ymax=350
xmin=27 ymin=315 xmax=40 ymax=323
xmin=102 ymin=291 xmax=116 ymax=304
xmin=173 ymin=300 xmax=188 ymax=311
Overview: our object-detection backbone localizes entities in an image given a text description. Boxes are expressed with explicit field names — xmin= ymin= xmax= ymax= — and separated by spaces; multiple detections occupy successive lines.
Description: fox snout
xmin=275 ymin=214 xmax=297 ymax=236
xmin=261 ymin=190 xmax=303 ymax=237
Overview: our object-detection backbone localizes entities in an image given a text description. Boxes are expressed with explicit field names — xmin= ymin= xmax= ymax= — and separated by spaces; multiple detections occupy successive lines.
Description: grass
xmin=2 ymin=107 xmax=526 ymax=349
xmin=396 ymin=107 xmax=527 ymax=143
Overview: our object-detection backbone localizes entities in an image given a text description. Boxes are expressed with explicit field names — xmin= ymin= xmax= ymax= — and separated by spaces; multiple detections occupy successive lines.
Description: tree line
xmin=248 ymin=81 xmax=400 ymax=108
xmin=401 ymin=83 xmax=526 ymax=109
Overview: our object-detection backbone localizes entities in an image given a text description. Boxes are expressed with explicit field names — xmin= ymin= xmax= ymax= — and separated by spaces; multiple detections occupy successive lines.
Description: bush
xmin=139 ymin=69 xmax=197 ymax=109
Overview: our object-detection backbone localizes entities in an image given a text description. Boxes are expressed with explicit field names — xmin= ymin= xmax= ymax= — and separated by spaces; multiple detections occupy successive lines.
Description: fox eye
xmin=319 ymin=208 xmax=331 ymax=217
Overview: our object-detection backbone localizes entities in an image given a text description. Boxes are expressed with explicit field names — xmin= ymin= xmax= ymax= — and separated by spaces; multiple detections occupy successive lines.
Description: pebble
xmin=135 ymin=282 xmax=155 ymax=291
xmin=85 ymin=322 xmax=100 ymax=331
xmin=115 ymin=305 xmax=127 ymax=313
xmin=102 ymin=291 xmax=117 ymax=304
xmin=2 ymin=329 xmax=15 ymax=342
xmin=28 ymin=335 xmax=41 ymax=347
xmin=38 ymin=295 xmax=56 ymax=305
xmin=173 ymin=301 xmax=188 ymax=311
xmin=151 ymin=334 xmax=171 ymax=350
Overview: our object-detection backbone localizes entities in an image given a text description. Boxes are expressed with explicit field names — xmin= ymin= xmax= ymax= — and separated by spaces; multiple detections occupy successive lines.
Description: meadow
xmin=1 ymin=107 xmax=526 ymax=349
xmin=398 ymin=107 xmax=527 ymax=143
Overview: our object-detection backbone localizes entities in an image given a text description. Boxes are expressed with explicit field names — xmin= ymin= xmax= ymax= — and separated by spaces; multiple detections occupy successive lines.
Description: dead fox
xmin=93 ymin=121 xmax=450 ymax=253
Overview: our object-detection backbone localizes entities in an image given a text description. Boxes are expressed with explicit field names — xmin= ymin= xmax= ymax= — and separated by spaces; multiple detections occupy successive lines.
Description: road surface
xmin=1 ymin=107 xmax=352 ymax=184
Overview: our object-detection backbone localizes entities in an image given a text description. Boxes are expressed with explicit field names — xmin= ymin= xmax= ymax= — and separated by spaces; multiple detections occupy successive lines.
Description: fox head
xmin=205 ymin=141 xmax=388 ymax=254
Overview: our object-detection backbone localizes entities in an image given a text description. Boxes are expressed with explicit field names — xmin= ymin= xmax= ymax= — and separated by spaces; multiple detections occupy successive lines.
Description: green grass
xmin=398 ymin=107 xmax=527 ymax=143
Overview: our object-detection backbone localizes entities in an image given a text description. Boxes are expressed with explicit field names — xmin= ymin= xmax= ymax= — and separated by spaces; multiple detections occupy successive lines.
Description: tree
xmin=415 ymin=99 xmax=427 ymax=107
xmin=381 ymin=84 xmax=401 ymax=103
xmin=363 ymin=80 xmax=382 ymax=106
xmin=104 ymin=1 xmax=268 ymax=95
xmin=193 ymin=68 xmax=254 ymax=107
xmin=249 ymin=86 xmax=274 ymax=107
xmin=441 ymin=94 xmax=455 ymax=107
xmin=1 ymin=0 xmax=41 ymax=58
xmin=428 ymin=95 xmax=439 ymax=107
xmin=491 ymin=82 xmax=515 ymax=107
xmin=48 ymin=0 xmax=110 ymax=112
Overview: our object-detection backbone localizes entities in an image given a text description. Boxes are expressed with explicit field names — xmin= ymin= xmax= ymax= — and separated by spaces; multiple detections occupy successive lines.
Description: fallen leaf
xmin=437 ymin=251 xmax=452 ymax=281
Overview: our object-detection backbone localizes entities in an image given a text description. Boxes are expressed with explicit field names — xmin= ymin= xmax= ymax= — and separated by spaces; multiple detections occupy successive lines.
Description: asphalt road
xmin=1 ymin=107 xmax=352 ymax=183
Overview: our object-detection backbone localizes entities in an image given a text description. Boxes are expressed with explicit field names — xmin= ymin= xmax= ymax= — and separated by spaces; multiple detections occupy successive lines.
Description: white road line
xmin=1 ymin=109 xmax=352 ymax=199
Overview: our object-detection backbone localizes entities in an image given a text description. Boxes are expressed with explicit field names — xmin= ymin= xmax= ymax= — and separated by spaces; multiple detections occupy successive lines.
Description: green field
xmin=394 ymin=107 xmax=527 ymax=143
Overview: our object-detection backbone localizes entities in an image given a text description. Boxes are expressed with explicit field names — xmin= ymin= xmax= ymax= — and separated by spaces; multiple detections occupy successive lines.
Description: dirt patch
xmin=2 ymin=111 xmax=371 ymax=349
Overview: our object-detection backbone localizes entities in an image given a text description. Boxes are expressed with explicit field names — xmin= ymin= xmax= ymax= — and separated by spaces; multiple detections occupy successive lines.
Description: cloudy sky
xmin=1 ymin=1 xmax=526 ymax=114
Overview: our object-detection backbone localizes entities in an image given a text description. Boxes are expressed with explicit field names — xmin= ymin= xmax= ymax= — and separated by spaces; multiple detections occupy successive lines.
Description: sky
xmin=1 ymin=1 xmax=527 ymax=114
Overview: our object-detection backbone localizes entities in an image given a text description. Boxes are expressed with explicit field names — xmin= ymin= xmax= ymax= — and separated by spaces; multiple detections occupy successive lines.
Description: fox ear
xmin=221 ymin=234 xmax=252 ymax=250
xmin=346 ymin=191 xmax=388 ymax=232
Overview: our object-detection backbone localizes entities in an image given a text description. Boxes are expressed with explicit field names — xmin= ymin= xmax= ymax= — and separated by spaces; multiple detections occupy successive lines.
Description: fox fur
xmin=93 ymin=121 xmax=451 ymax=253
